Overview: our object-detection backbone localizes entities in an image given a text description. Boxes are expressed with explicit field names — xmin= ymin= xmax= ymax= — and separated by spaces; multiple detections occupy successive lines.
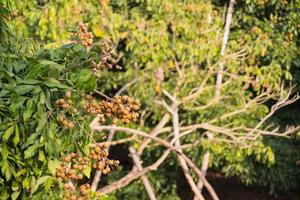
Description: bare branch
xmin=129 ymin=147 xmax=157 ymax=200
xmin=215 ymin=0 xmax=235 ymax=97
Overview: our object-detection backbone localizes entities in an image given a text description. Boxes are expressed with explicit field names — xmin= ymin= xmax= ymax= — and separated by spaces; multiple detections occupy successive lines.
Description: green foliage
xmin=0 ymin=4 xmax=113 ymax=198
xmin=1 ymin=0 xmax=300 ymax=199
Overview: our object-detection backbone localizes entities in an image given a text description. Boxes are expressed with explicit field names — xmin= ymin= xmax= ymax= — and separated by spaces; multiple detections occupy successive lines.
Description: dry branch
xmin=129 ymin=147 xmax=157 ymax=200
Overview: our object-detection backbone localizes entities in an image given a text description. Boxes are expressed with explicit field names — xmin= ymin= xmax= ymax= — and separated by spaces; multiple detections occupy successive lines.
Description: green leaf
xmin=40 ymin=60 xmax=64 ymax=71
xmin=31 ymin=176 xmax=51 ymax=194
xmin=23 ymin=99 xmax=34 ymax=121
xmin=11 ymin=191 xmax=20 ymax=200
xmin=1 ymin=144 xmax=9 ymax=160
xmin=45 ymin=89 xmax=52 ymax=110
xmin=36 ymin=113 xmax=47 ymax=132
xmin=22 ymin=177 xmax=30 ymax=190
xmin=38 ymin=150 xmax=45 ymax=162
xmin=1 ymin=160 xmax=11 ymax=180
xmin=15 ymin=85 xmax=35 ymax=95
xmin=22 ymin=132 xmax=41 ymax=149
xmin=39 ymin=92 xmax=46 ymax=104
xmin=2 ymin=126 xmax=14 ymax=141
xmin=43 ymin=78 xmax=69 ymax=89
xmin=47 ymin=159 xmax=61 ymax=175
xmin=13 ymin=125 xmax=20 ymax=145
xmin=15 ymin=169 xmax=26 ymax=177
xmin=83 ymin=164 xmax=91 ymax=178
xmin=12 ymin=181 xmax=19 ymax=191
xmin=16 ymin=79 xmax=40 ymax=85
xmin=44 ymin=178 xmax=53 ymax=192
xmin=24 ymin=143 xmax=40 ymax=159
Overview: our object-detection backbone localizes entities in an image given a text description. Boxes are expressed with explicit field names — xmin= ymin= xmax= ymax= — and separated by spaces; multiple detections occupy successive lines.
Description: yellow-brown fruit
xmin=95 ymin=146 xmax=101 ymax=154
xmin=67 ymin=122 xmax=74 ymax=129
xmin=77 ymin=174 xmax=83 ymax=180
xmin=103 ymin=143 xmax=109 ymax=148
xmin=103 ymin=150 xmax=108 ymax=157
xmin=65 ymin=91 xmax=72 ymax=99
xmin=64 ymin=155 xmax=71 ymax=163
xmin=58 ymin=115 xmax=64 ymax=122
xmin=62 ymin=120 xmax=69 ymax=127
xmin=70 ymin=195 xmax=77 ymax=200
xmin=81 ymin=189 xmax=88 ymax=196
xmin=83 ymin=157 xmax=90 ymax=162
xmin=107 ymin=160 xmax=114 ymax=165
xmin=92 ymin=154 xmax=99 ymax=160
xmin=114 ymin=160 xmax=120 ymax=166
xmin=82 ymin=164 xmax=88 ymax=170
xmin=63 ymin=103 xmax=70 ymax=110
xmin=90 ymin=150 xmax=95 ymax=155
xmin=127 ymin=97 xmax=133 ymax=103
xmin=63 ymin=183 xmax=70 ymax=189
xmin=71 ymin=108 xmax=78 ymax=113
xmin=65 ymin=192 xmax=71 ymax=197
xmin=77 ymin=165 xmax=83 ymax=171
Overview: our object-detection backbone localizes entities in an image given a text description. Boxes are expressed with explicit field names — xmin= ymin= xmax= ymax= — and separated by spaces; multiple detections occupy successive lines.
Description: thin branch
xmin=215 ymin=0 xmax=235 ymax=97
xmin=91 ymin=128 xmax=115 ymax=191
xmin=129 ymin=147 xmax=157 ymax=200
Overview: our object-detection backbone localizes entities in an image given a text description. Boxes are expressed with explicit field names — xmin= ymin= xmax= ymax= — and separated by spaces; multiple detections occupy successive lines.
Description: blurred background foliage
xmin=1 ymin=0 xmax=300 ymax=199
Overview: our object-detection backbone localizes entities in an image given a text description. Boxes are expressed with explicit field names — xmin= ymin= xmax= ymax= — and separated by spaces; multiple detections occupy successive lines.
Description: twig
xmin=129 ymin=147 xmax=157 ymax=200
xmin=92 ymin=125 xmax=219 ymax=200
xmin=91 ymin=128 xmax=115 ymax=191
xmin=94 ymin=89 xmax=113 ymax=100
xmin=215 ymin=0 xmax=235 ymax=97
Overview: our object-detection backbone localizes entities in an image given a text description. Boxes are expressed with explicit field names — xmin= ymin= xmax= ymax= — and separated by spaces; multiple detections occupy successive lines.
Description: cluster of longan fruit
xmin=91 ymin=43 xmax=122 ymax=73
xmin=56 ymin=153 xmax=87 ymax=181
xmin=62 ymin=183 xmax=91 ymax=200
xmin=99 ymin=95 xmax=140 ymax=124
xmin=57 ymin=115 xmax=75 ymax=129
xmin=89 ymin=145 xmax=119 ymax=174
xmin=72 ymin=22 xmax=94 ymax=47
xmin=84 ymin=95 xmax=141 ymax=124
xmin=56 ymin=91 xmax=78 ymax=129
xmin=56 ymin=145 xmax=119 ymax=199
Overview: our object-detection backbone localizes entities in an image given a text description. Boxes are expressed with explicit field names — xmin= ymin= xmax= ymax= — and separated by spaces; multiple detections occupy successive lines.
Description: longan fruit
xmin=64 ymin=156 xmax=71 ymax=163
xmin=58 ymin=115 xmax=64 ymax=122
xmin=94 ymin=146 xmax=101 ymax=154
xmin=71 ymin=108 xmax=78 ymax=113
xmin=63 ymin=103 xmax=70 ymax=109
xmin=68 ymin=169 xmax=75 ymax=175
xmin=92 ymin=154 xmax=99 ymax=160
xmin=103 ymin=143 xmax=108 ymax=148
xmin=65 ymin=192 xmax=71 ymax=197
xmin=82 ymin=165 xmax=88 ymax=170
xmin=77 ymin=174 xmax=83 ymax=180
xmin=127 ymin=97 xmax=133 ymax=103
xmin=81 ymin=189 xmax=88 ymax=196
xmin=67 ymin=122 xmax=74 ymax=129
xmin=63 ymin=183 xmax=70 ymax=189
xmin=70 ymin=195 xmax=77 ymax=200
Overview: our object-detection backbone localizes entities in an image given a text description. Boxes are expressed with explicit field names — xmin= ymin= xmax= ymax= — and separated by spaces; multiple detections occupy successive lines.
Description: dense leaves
xmin=1 ymin=0 xmax=300 ymax=199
